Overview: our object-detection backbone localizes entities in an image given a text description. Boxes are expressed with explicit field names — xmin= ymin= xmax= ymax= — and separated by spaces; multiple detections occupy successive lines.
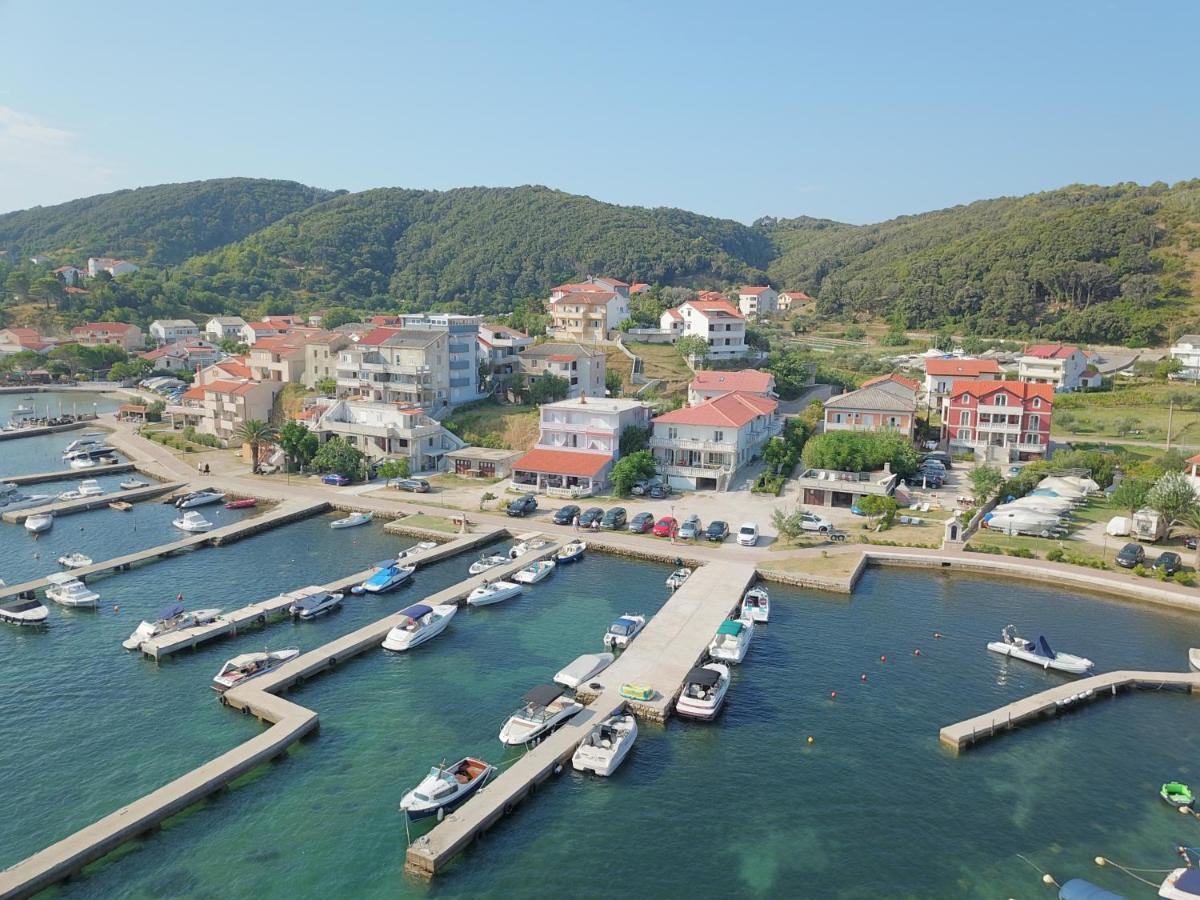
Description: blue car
xmin=323 ymin=473 xmax=351 ymax=486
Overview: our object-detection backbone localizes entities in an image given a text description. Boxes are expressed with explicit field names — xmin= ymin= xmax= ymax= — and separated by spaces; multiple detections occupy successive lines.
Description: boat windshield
xmin=514 ymin=702 xmax=553 ymax=723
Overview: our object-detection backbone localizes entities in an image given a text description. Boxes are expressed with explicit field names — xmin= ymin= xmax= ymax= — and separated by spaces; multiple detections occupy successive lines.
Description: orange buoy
xmin=880 ymin=655 xmax=887 ymax=663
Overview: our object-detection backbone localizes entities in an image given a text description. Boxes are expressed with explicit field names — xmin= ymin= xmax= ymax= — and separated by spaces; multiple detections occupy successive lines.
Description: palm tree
xmin=232 ymin=419 xmax=279 ymax=474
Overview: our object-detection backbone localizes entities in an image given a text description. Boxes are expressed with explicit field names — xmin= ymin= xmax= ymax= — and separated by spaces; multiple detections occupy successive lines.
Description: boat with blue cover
xmin=354 ymin=560 xmax=415 ymax=594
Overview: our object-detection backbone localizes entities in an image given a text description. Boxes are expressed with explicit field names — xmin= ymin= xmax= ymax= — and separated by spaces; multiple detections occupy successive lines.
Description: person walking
xmin=572 ymin=514 xmax=580 ymax=532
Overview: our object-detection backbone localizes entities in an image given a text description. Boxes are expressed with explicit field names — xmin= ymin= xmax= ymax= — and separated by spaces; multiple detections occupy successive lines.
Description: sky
xmin=1 ymin=0 xmax=1198 ymax=224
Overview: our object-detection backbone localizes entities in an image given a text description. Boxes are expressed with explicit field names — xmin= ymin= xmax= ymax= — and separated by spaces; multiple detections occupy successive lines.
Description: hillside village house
xmin=477 ymin=323 xmax=533 ymax=381
xmin=205 ymin=317 xmax=248 ymax=343
xmin=303 ymin=331 xmax=349 ymax=390
xmin=549 ymin=276 xmax=631 ymax=302
xmin=0 ymin=327 xmax=53 ymax=355
xmin=923 ymin=358 xmax=1003 ymax=405
xmin=822 ymin=374 xmax=919 ymax=437
xmin=777 ymin=290 xmax=812 ymax=311
xmin=248 ymin=335 xmax=309 ymax=384
xmin=86 ymin=257 xmax=139 ymax=277
xmin=630 ymin=282 xmax=651 ymax=295
xmin=241 ymin=321 xmax=283 ymax=345
xmin=687 ymin=369 xmax=777 ymax=406
xmin=942 ymin=380 xmax=1053 ymax=462
xmin=516 ymin=342 xmax=606 ymax=399
xmin=169 ymin=379 xmax=281 ymax=445
xmin=54 ymin=265 xmax=83 ymax=286
xmin=335 ymin=327 xmax=451 ymax=411
xmin=1169 ymin=335 xmax=1200 ymax=382
xmin=547 ymin=278 xmax=631 ymax=341
xmin=149 ymin=319 xmax=200 ymax=344
xmin=1017 ymin=344 xmax=1098 ymax=392
xmin=659 ymin=295 xmax=748 ymax=359
xmin=736 ymin=286 xmax=778 ymax=318
xmin=139 ymin=340 xmax=221 ymax=372
xmin=368 ymin=315 xmax=404 ymax=326
xmin=70 ymin=322 xmax=144 ymax=351
xmin=651 ymin=391 xmax=781 ymax=491
xmin=314 ymin=399 xmax=464 ymax=473
xmin=795 ymin=466 xmax=900 ymax=510
xmin=510 ymin=396 xmax=652 ymax=497
xmin=195 ymin=356 xmax=253 ymax=386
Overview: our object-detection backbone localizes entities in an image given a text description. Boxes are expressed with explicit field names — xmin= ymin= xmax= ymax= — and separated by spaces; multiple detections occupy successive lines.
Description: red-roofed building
xmin=548 ymin=289 xmax=630 ymax=340
xmin=660 ymin=298 xmax=747 ymax=359
xmin=942 ymin=380 xmax=1054 ymax=460
xmin=923 ymin=358 xmax=1003 ymax=401
xmin=630 ymin=282 xmax=651 ymax=294
xmin=368 ymin=315 xmax=404 ymax=327
xmin=138 ymin=339 xmax=221 ymax=372
xmin=70 ymin=322 xmax=143 ymax=351
xmin=0 ymin=327 xmax=54 ymax=355
xmin=860 ymin=373 xmax=920 ymax=392
xmin=54 ymin=265 xmax=83 ymax=286
xmin=167 ymin=377 xmax=282 ymax=445
xmin=823 ymin=377 xmax=919 ymax=437
xmin=777 ymin=290 xmax=812 ymax=311
xmin=736 ymin=286 xmax=779 ymax=317
xmin=1018 ymin=344 xmax=1089 ymax=392
xmin=650 ymin=391 xmax=781 ymax=490
xmin=688 ymin=369 xmax=777 ymax=405
xmin=240 ymin=321 xmax=282 ymax=345
xmin=549 ymin=275 xmax=631 ymax=302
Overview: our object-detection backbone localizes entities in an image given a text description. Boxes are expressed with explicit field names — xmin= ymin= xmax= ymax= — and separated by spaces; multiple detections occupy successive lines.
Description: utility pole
xmin=1167 ymin=397 xmax=1174 ymax=451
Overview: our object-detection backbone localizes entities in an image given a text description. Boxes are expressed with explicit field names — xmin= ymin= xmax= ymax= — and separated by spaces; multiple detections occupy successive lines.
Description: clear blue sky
xmin=1 ymin=0 xmax=1197 ymax=223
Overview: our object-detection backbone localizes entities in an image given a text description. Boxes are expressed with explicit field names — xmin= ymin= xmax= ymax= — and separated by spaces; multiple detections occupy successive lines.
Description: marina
xmin=0 ymin=480 xmax=182 ymax=523
xmin=0 ymin=462 xmax=134 ymax=485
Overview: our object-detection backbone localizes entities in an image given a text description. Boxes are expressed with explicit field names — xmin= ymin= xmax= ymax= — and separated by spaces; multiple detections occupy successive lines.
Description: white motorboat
xmin=356 ymin=560 xmax=415 ymax=594
xmin=173 ymin=511 xmax=214 ymax=532
xmin=330 ymin=511 xmax=373 ymax=529
xmin=381 ymin=603 xmax=457 ymax=651
xmin=468 ymin=553 xmax=508 ymax=575
xmin=289 ymin=590 xmax=344 ymax=620
xmin=211 ymin=648 xmax=300 ymax=692
xmin=44 ymin=573 xmax=100 ymax=608
xmin=77 ymin=479 xmax=104 ymax=497
xmin=1 ymin=491 xmax=51 ymax=512
xmin=0 ymin=596 xmax=49 ymax=626
xmin=709 ymin=618 xmax=754 ymax=663
xmin=986 ymin=625 xmax=1094 ymax=675
xmin=555 ymin=540 xmax=586 ymax=563
xmin=414 ymin=541 xmax=439 ymax=552
xmin=176 ymin=489 xmax=225 ymax=508
xmin=554 ymin=652 xmax=614 ymax=689
xmin=13 ymin=399 xmax=34 ymax=415
xmin=603 ymin=614 xmax=646 ymax=649
xmin=512 ymin=559 xmax=556 ymax=584
xmin=740 ymin=587 xmax=770 ymax=623
xmin=676 ymin=663 xmax=731 ymax=721
xmin=63 ymin=433 xmax=106 ymax=455
xmin=119 ymin=479 xmax=149 ymax=490
xmin=508 ymin=537 xmax=550 ymax=558
xmin=399 ymin=757 xmax=495 ymax=820
xmin=25 ymin=512 xmax=54 ymax=533
xmin=56 ymin=489 xmax=83 ymax=502
xmin=1190 ymin=647 xmax=1199 ymax=673
xmin=1160 ymin=861 xmax=1200 ymax=899
xmin=122 ymin=602 xmax=224 ymax=649
xmin=572 ymin=714 xmax=638 ymax=777
xmin=466 ymin=580 xmax=523 ymax=607
xmin=68 ymin=456 xmax=97 ymax=470
xmin=498 ymin=684 xmax=582 ymax=746
xmin=57 ymin=552 xmax=93 ymax=569
xmin=665 ymin=567 xmax=691 ymax=589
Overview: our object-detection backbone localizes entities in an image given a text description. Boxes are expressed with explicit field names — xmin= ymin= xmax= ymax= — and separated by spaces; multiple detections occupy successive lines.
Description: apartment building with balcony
xmin=205 ymin=316 xmax=248 ymax=343
xmin=167 ymin=378 xmax=281 ymax=445
xmin=651 ymin=391 xmax=780 ymax=491
xmin=477 ymin=323 xmax=533 ymax=380
xmin=736 ymin=286 xmax=778 ymax=318
xmin=70 ymin=322 xmax=143 ymax=351
xmin=335 ymin=327 xmax=451 ymax=412
xmin=149 ymin=319 xmax=200 ymax=344
xmin=547 ymin=280 xmax=630 ymax=341
xmin=247 ymin=335 xmax=308 ymax=384
xmin=923 ymin=357 xmax=1003 ymax=404
xmin=822 ymin=374 xmax=919 ymax=437
xmin=396 ymin=313 xmax=484 ymax=405
xmin=303 ymin=331 xmax=349 ymax=390
xmin=314 ymin=398 xmax=464 ymax=472
xmin=516 ymin=342 xmax=606 ymax=399
xmin=688 ymin=368 xmax=776 ymax=405
xmin=659 ymin=296 xmax=748 ymax=359
xmin=1170 ymin=335 xmax=1200 ymax=382
xmin=942 ymin=380 xmax=1053 ymax=462
xmin=1017 ymin=344 xmax=1090 ymax=392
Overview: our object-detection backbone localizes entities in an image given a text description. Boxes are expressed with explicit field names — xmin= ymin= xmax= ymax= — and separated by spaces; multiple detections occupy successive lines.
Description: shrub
xmin=1046 ymin=548 xmax=1065 ymax=562
xmin=1173 ymin=571 xmax=1196 ymax=586
xmin=1005 ymin=547 xmax=1035 ymax=558
xmin=1131 ymin=563 xmax=1147 ymax=577
xmin=1153 ymin=566 xmax=1169 ymax=581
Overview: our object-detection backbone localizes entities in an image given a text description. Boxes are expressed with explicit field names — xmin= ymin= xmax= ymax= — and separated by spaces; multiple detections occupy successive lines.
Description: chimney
xmin=883 ymin=462 xmax=892 ymax=475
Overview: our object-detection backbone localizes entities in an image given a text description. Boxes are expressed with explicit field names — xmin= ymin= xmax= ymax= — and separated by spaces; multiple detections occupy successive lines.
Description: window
xmin=668 ymin=427 xmax=678 ymax=440
xmin=993 ymin=394 xmax=1007 ymax=406
xmin=1028 ymin=415 xmax=1040 ymax=430
xmin=714 ymin=431 xmax=724 ymax=442
xmin=958 ymin=410 xmax=969 ymax=426
xmin=956 ymin=428 xmax=971 ymax=441
xmin=1032 ymin=397 xmax=1041 ymax=408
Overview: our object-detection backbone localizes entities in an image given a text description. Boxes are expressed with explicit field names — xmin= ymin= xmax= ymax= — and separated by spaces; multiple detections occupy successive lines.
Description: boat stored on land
xmin=468 ymin=554 xmax=508 ymax=575
xmin=399 ymin=757 xmax=495 ymax=821
xmin=25 ymin=512 xmax=54 ymax=534
xmin=708 ymin=618 xmax=754 ymax=664
xmin=330 ymin=511 xmax=371 ymax=529
xmin=740 ymin=586 xmax=770 ymax=623
xmin=382 ymin=603 xmax=457 ymax=651
xmin=289 ymin=590 xmax=344 ymax=620
xmin=554 ymin=652 xmax=614 ymax=689
xmin=555 ymin=540 xmax=586 ymax=563
xmin=122 ymin=603 xmax=222 ymax=649
xmin=176 ymin=489 xmax=225 ymax=508
xmin=466 ymin=580 xmax=523 ymax=607
xmin=512 ymin=559 xmax=556 ymax=584
xmin=44 ymin=573 xmax=100 ymax=608
xmin=173 ymin=511 xmax=214 ymax=532
xmin=356 ymin=560 xmax=415 ymax=594
xmin=603 ymin=614 xmax=646 ymax=650
xmin=56 ymin=552 xmax=93 ymax=569
xmin=211 ymin=649 xmax=300 ymax=692
xmin=0 ymin=596 xmax=49 ymax=625
xmin=572 ymin=714 xmax=637 ymax=776
xmin=498 ymin=684 xmax=582 ymax=746
xmin=676 ymin=664 xmax=731 ymax=720
xmin=225 ymin=498 xmax=258 ymax=510
xmin=986 ymin=625 xmax=1094 ymax=675
xmin=665 ymin=567 xmax=691 ymax=589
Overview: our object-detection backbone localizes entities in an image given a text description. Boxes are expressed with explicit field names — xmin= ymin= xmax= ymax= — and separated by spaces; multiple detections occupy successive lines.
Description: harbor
xmin=0 ymin=480 xmax=181 ymax=523
xmin=1 ymin=462 xmax=134 ymax=485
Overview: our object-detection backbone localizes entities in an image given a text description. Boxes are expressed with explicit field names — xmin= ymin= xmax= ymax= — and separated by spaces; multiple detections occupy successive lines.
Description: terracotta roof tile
xmin=512 ymin=448 xmax=611 ymax=477
xmin=690 ymin=369 xmax=774 ymax=395
xmin=948 ymin=380 xmax=1055 ymax=403
xmin=925 ymin=358 xmax=1003 ymax=377
xmin=653 ymin=391 xmax=778 ymax=428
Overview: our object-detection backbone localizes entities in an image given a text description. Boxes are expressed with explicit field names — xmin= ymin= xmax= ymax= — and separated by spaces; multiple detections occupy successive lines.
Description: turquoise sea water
xmin=1 ymin=493 xmax=1198 ymax=896
xmin=0 ymin=389 xmax=120 ymax=428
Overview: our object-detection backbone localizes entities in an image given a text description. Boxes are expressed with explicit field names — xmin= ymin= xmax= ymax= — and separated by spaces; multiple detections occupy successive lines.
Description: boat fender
xmin=503 ymin=803 xmax=514 ymax=816
xmin=218 ymin=693 xmax=227 ymax=706
xmin=437 ymin=808 xmax=445 ymax=822
xmin=554 ymin=763 xmax=562 ymax=775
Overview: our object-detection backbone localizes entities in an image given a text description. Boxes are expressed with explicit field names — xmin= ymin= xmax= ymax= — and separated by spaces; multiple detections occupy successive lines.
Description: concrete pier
xmin=0 ymin=420 xmax=95 ymax=442
xmin=938 ymin=669 xmax=1200 ymax=753
xmin=1 ymin=481 xmax=183 ymax=523
xmin=2 ymin=463 xmax=134 ymax=485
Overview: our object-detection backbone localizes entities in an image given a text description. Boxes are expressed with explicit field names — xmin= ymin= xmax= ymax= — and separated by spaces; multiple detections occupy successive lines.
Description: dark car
xmin=506 ymin=493 xmax=538 ymax=517
xmin=601 ymin=507 xmax=627 ymax=529
xmin=627 ymin=511 xmax=655 ymax=533
xmin=1115 ymin=542 xmax=1145 ymax=569
xmin=394 ymin=478 xmax=430 ymax=493
xmin=578 ymin=506 xmax=605 ymax=528
xmin=1153 ymin=552 xmax=1183 ymax=576
xmin=1186 ymin=535 xmax=1198 ymax=551
xmin=649 ymin=483 xmax=671 ymax=499
xmin=552 ymin=504 xmax=581 ymax=526
xmin=705 ymin=520 xmax=730 ymax=542
xmin=922 ymin=451 xmax=953 ymax=470
xmin=322 ymin=473 xmax=350 ymax=486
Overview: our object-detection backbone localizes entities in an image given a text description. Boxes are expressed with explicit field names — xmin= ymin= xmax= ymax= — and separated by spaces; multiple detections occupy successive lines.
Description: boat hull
xmin=25 ymin=516 xmax=54 ymax=534
xmin=177 ymin=493 xmax=224 ymax=508
xmin=986 ymin=641 xmax=1093 ymax=675
xmin=382 ymin=607 xmax=456 ymax=651
xmin=401 ymin=762 xmax=495 ymax=820
xmin=173 ymin=518 xmax=213 ymax=533
xmin=572 ymin=717 xmax=638 ymax=776
xmin=466 ymin=582 xmax=522 ymax=606
xmin=1189 ymin=648 xmax=1199 ymax=673
xmin=555 ymin=543 xmax=585 ymax=563
xmin=0 ymin=603 xmax=49 ymax=625
xmin=498 ymin=706 xmax=581 ymax=746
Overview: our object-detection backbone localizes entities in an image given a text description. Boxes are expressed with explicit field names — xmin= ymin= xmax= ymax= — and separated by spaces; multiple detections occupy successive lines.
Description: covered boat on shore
xmin=399 ymin=757 xmax=495 ymax=820
xmin=986 ymin=625 xmax=1093 ymax=675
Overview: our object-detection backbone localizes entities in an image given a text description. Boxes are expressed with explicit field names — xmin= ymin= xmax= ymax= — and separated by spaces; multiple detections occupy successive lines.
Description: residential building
xmin=196 ymin=356 xmax=252 ymax=386
xmin=314 ymin=399 xmax=465 ymax=472
xmin=1017 ymin=344 xmax=1089 ymax=392
xmin=262 ymin=314 xmax=304 ymax=328
xmin=1170 ymin=335 xmax=1200 ymax=382
xmin=688 ymin=368 xmax=777 ymax=406
xmin=630 ymin=282 xmax=651 ymax=295
xmin=477 ymin=323 xmax=533 ymax=381
xmin=777 ymin=290 xmax=812 ymax=311
xmin=923 ymin=358 xmax=1003 ymax=404
xmin=446 ymin=446 xmax=523 ymax=479
xmin=0 ymin=327 xmax=53 ymax=354
xmin=516 ymin=342 xmax=606 ymax=399
xmin=942 ymin=380 xmax=1054 ymax=462
xmin=86 ymin=257 xmax=140 ymax=277
xmin=149 ymin=319 xmax=200 ymax=345
xmin=241 ymin=321 xmax=283 ymax=345
xmin=650 ymin=391 xmax=781 ymax=491
xmin=659 ymin=296 xmax=748 ymax=359
xmin=69 ymin=322 xmax=143 ymax=351
xmin=548 ymin=276 xmax=631 ymax=302
xmin=510 ymin=396 xmax=652 ymax=497
xmin=736 ymin=286 xmax=778 ymax=317
xmin=822 ymin=374 xmax=919 ymax=436
xmin=205 ymin=316 xmax=248 ymax=343
xmin=795 ymin=467 xmax=899 ymax=509
xmin=168 ymin=379 xmax=282 ymax=445
xmin=368 ymin=314 xmax=404 ymax=326
xmin=54 ymin=265 xmax=83 ymax=286
xmin=303 ymin=331 xmax=349 ymax=390
xmin=248 ymin=335 xmax=307 ymax=384
xmin=139 ymin=340 xmax=222 ymax=372
xmin=335 ymin=327 xmax=451 ymax=411
xmin=396 ymin=313 xmax=484 ymax=405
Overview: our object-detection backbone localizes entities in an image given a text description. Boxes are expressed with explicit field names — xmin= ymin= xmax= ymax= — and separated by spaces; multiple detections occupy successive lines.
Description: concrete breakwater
xmin=1 ymin=481 xmax=182 ymax=523
xmin=1 ymin=463 xmax=134 ymax=486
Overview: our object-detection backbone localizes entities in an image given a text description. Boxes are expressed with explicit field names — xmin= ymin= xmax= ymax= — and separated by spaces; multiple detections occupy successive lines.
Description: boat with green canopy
xmin=1161 ymin=781 xmax=1194 ymax=808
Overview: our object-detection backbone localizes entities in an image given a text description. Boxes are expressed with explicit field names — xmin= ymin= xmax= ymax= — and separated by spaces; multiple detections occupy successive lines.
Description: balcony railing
xmin=655 ymin=462 xmax=732 ymax=479
xmin=543 ymin=420 xmax=617 ymax=434
xmin=650 ymin=435 xmax=735 ymax=452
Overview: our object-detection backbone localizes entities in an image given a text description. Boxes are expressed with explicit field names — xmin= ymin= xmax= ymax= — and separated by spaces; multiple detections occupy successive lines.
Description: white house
xmin=650 ymin=391 xmax=781 ymax=491
xmin=659 ymin=295 xmax=748 ymax=359
xmin=736 ymin=286 xmax=778 ymax=317
xmin=314 ymin=399 xmax=465 ymax=472
xmin=516 ymin=342 xmax=607 ymax=399
xmin=206 ymin=316 xmax=248 ymax=343
xmin=241 ymin=321 xmax=283 ymax=345
xmin=1017 ymin=344 xmax=1091 ymax=392
xmin=1170 ymin=335 xmax=1200 ymax=382
xmin=87 ymin=257 xmax=140 ymax=277
xmin=777 ymin=290 xmax=812 ymax=311
xmin=922 ymin=358 xmax=1003 ymax=404
xmin=395 ymin=313 xmax=485 ymax=405
xmin=478 ymin=323 xmax=533 ymax=380
xmin=54 ymin=265 xmax=83 ymax=286
xmin=140 ymin=339 xmax=221 ymax=372
xmin=149 ymin=319 xmax=200 ymax=345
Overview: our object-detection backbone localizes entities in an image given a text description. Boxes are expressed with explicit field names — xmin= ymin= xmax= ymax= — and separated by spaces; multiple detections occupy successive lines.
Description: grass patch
xmin=623 ymin=341 xmax=694 ymax=396
xmin=398 ymin=513 xmax=460 ymax=533
xmin=1053 ymin=381 xmax=1200 ymax=445
xmin=442 ymin=400 xmax=538 ymax=451
xmin=760 ymin=552 xmax=863 ymax=579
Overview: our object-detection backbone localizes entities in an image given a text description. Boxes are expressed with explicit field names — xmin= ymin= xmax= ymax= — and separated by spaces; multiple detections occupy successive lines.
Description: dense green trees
xmin=611 ymin=451 xmax=657 ymax=496
xmin=800 ymin=431 xmax=920 ymax=477
xmin=278 ymin=420 xmax=319 ymax=471
xmin=312 ymin=436 xmax=366 ymax=480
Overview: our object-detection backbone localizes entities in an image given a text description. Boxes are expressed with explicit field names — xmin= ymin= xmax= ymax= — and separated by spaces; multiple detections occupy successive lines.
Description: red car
xmin=652 ymin=516 xmax=678 ymax=538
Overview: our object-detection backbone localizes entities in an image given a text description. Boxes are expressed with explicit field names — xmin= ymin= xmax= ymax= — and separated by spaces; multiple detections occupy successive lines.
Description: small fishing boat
xmin=25 ymin=512 xmax=54 ymax=534
xmin=1162 ymin=781 xmax=1195 ymax=808
xmin=555 ymin=540 xmax=586 ymax=563
xmin=0 ymin=596 xmax=49 ymax=626
xmin=740 ymin=586 xmax=770 ymax=623
xmin=603 ymin=614 xmax=646 ymax=650
xmin=414 ymin=541 xmax=438 ymax=552
xmin=122 ymin=602 xmax=223 ymax=649
xmin=1189 ymin=647 xmax=1199 ymax=673
xmin=508 ymin=537 xmax=550 ymax=558
xmin=56 ymin=552 xmax=93 ymax=569
xmin=44 ymin=573 xmax=100 ymax=608
xmin=13 ymin=398 xmax=34 ymax=415
xmin=289 ymin=590 xmax=343 ymax=620
xmin=119 ymin=479 xmax=149 ymax=490
xmin=512 ymin=559 xmax=556 ymax=584
xmin=173 ymin=510 xmax=214 ymax=532
xmin=176 ymin=488 xmax=225 ymax=508
xmin=466 ymin=580 xmax=523 ymax=607
xmin=77 ymin=480 xmax=104 ymax=497
xmin=468 ymin=553 xmax=508 ymax=575
xmin=108 ymin=500 xmax=133 ymax=511
xmin=355 ymin=560 xmax=415 ymax=594
xmin=676 ymin=663 xmax=731 ymax=721
xmin=96 ymin=455 xmax=119 ymax=466
xmin=619 ymin=683 xmax=654 ymax=701
xmin=399 ymin=757 xmax=495 ymax=820
xmin=708 ymin=618 xmax=754 ymax=664
xmin=330 ymin=511 xmax=371 ymax=529
xmin=381 ymin=603 xmax=457 ymax=651
xmin=211 ymin=648 xmax=300 ymax=692
xmin=572 ymin=714 xmax=638 ymax=777
xmin=665 ymin=567 xmax=691 ymax=589
xmin=986 ymin=625 xmax=1094 ymax=675
xmin=498 ymin=684 xmax=582 ymax=746
xmin=225 ymin=498 xmax=258 ymax=510
xmin=553 ymin=652 xmax=614 ymax=689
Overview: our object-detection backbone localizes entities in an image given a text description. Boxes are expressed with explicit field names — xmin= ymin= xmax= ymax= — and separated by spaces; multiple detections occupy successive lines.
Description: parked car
xmin=552 ymin=504 xmax=581 ymax=526
xmin=393 ymin=478 xmax=430 ymax=493
xmin=506 ymin=493 xmax=538 ymax=517
xmin=649 ymin=483 xmax=671 ymax=499
xmin=736 ymin=522 xmax=759 ymax=546
xmin=799 ymin=511 xmax=832 ymax=533
xmin=922 ymin=451 xmax=953 ymax=469
xmin=1186 ymin=535 xmax=1198 ymax=551
xmin=630 ymin=479 xmax=654 ymax=496
xmin=1115 ymin=542 xmax=1145 ymax=569
xmin=322 ymin=473 xmax=351 ymax=486
xmin=678 ymin=515 xmax=702 ymax=540
xmin=578 ymin=506 xmax=605 ymax=528
xmin=1153 ymin=552 xmax=1182 ymax=575
xmin=627 ymin=511 xmax=655 ymax=533
xmin=705 ymin=520 xmax=730 ymax=542
xmin=652 ymin=516 xmax=678 ymax=537
xmin=601 ymin=507 xmax=628 ymax=529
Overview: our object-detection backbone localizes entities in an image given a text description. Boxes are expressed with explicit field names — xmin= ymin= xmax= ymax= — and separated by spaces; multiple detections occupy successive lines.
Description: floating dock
xmin=938 ymin=669 xmax=1200 ymax=753
xmin=1 ymin=481 xmax=182 ymax=523
xmin=1 ymin=462 xmax=135 ymax=485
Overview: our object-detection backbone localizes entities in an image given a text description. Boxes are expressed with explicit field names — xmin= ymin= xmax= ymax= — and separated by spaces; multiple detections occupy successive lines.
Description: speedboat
xmin=508 ymin=537 xmax=550 ymax=558
xmin=512 ymin=559 xmax=556 ymax=584
xmin=1 ymin=491 xmax=51 ymax=512
xmin=77 ymin=479 xmax=104 ymax=497
xmin=57 ymin=552 xmax=93 ymax=569
xmin=381 ymin=603 xmax=457 ymax=651
xmin=330 ymin=511 xmax=372 ymax=529
xmin=120 ymin=479 xmax=149 ymax=490
xmin=25 ymin=512 xmax=54 ymax=533
xmin=986 ymin=625 xmax=1094 ymax=675
xmin=414 ymin=541 xmax=438 ymax=552
xmin=676 ymin=663 xmax=731 ymax=720
xmin=468 ymin=553 xmax=508 ymax=575
xmin=1162 ymin=782 xmax=1194 ymax=808
xmin=44 ymin=573 xmax=100 ymax=608
xmin=225 ymin=498 xmax=257 ymax=510
xmin=665 ymin=567 xmax=691 ymax=589
xmin=740 ymin=587 xmax=770 ymax=623
xmin=289 ymin=590 xmax=344 ymax=620
xmin=122 ymin=602 xmax=223 ymax=649
xmin=1160 ymin=855 xmax=1200 ymax=900
xmin=63 ymin=433 xmax=106 ymax=455
xmin=498 ymin=684 xmax=582 ymax=746
xmin=211 ymin=648 xmax=300 ymax=692
xmin=176 ymin=488 xmax=225 ymax=508
xmin=173 ymin=511 xmax=214 ymax=532
xmin=572 ymin=714 xmax=637 ymax=777
xmin=1189 ymin=647 xmax=1199 ymax=672
xmin=555 ymin=540 xmax=586 ymax=563
xmin=399 ymin=757 xmax=495 ymax=820
xmin=708 ymin=618 xmax=754 ymax=663
xmin=554 ymin=652 xmax=614 ymax=689
xmin=466 ymin=580 xmax=523 ymax=607
xmin=64 ymin=445 xmax=116 ymax=461
xmin=356 ymin=560 xmax=415 ymax=594
xmin=603 ymin=614 xmax=646 ymax=649
xmin=13 ymin=398 xmax=34 ymax=415
xmin=68 ymin=456 xmax=97 ymax=470
xmin=0 ymin=596 xmax=49 ymax=626
xmin=56 ymin=489 xmax=84 ymax=501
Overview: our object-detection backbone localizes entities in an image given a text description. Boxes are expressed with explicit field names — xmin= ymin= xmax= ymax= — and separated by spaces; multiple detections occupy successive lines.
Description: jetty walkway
xmin=1 ymin=480 xmax=181 ymax=523
xmin=939 ymin=669 xmax=1200 ymax=753
xmin=0 ymin=420 xmax=95 ymax=442
xmin=2 ymin=462 xmax=134 ymax=486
